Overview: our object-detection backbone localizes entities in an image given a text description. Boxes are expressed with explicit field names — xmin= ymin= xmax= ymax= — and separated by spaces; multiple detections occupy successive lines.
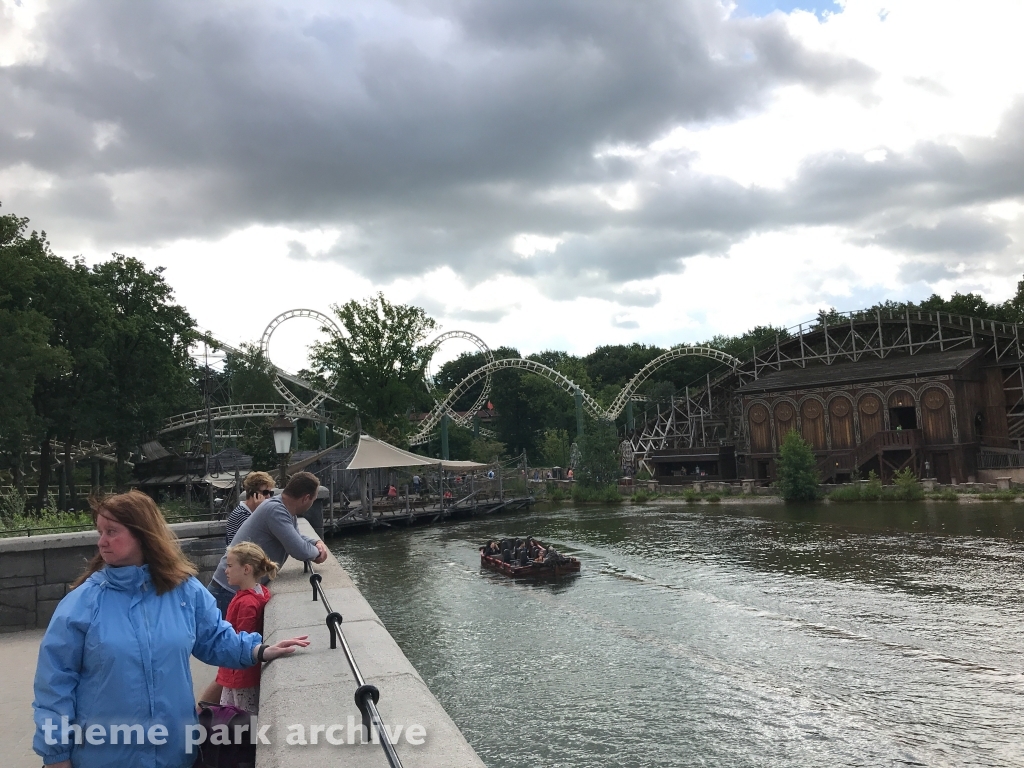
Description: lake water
xmin=330 ymin=502 xmax=1024 ymax=767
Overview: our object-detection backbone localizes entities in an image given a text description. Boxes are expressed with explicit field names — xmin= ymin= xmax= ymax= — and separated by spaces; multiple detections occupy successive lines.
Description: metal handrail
xmin=304 ymin=560 xmax=405 ymax=768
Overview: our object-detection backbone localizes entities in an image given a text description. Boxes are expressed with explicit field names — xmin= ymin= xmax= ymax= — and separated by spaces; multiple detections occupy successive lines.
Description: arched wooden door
xmin=748 ymin=403 xmax=772 ymax=452
xmin=921 ymin=387 xmax=953 ymax=443
xmin=774 ymin=402 xmax=796 ymax=448
xmin=829 ymin=396 xmax=855 ymax=449
xmin=858 ymin=393 xmax=883 ymax=442
xmin=801 ymin=399 xmax=827 ymax=450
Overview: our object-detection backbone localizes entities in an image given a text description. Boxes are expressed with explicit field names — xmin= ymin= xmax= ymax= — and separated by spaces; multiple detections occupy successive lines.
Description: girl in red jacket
xmin=216 ymin=541 xmax=279 ymax=713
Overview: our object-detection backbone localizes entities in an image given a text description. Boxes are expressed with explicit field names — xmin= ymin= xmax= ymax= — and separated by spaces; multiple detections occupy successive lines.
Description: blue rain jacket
xmin=33 ymin=564 xmax=262 ymax=768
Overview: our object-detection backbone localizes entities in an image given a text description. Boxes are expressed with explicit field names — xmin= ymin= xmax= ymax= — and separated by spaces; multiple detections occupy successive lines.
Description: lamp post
xmin=272 ymin=413 xmax=294 ymax=487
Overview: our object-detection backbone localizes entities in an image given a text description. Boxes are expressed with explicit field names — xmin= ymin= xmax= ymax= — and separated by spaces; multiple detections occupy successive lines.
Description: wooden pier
xmin=319 ymin=494 xmax=536 ymax=537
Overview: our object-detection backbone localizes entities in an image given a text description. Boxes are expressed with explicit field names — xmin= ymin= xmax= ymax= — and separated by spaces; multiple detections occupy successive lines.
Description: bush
xmin=683 ymin=488 xmax=699 ymax=504
xmin=860 ymin=470 xmax=883 ymax=501
xmin=0 ymin=489 xmax=93 ymax=535
xmin=706 ymin=494 xmax=721 ymax=503
xmin=776 ymin=430 xmax=820 ymax=502
xmin=549 ymin=488 xmax=565 ymax=503
xmin=631 ymin=490 xmax=650 ymax=503
xmin=828 ymin=484 xmax=863 ymax=503
xmin=978 ymin=490 xmax=1018 ymax=501
xmin=570 ymin=484 xmax=623 ymax=504
xmin=891 ymin=468 xmax=924 ymax=501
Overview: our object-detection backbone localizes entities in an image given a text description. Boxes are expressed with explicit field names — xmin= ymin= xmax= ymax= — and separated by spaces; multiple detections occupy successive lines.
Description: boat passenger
xmin=501 ymin=548 xmax=512 ymax=563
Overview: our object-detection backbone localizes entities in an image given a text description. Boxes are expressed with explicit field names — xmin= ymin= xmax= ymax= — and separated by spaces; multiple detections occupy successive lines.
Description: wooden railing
xmin=853 ymin=429 xmax=921 ymax=469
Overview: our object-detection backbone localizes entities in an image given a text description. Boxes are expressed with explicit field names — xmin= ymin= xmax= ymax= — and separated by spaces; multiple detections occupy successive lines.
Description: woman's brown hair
xmin=72 ymin=491 xmax=198 ymax=594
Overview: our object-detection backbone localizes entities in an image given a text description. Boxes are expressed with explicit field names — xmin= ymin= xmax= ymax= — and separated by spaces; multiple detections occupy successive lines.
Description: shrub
xmin=631 ymin=490 xmax=650 ymax=503
xmin=828 ymin=484 xmax=863 ymax=503
xmin=891 ymin=468 xmax=924 ymax=501
xmin=570 ymin=484 xmax=623 ymax=504
xmin=683 ymin=488 xmax=699 ymax=504
xmin=549 ymin=488 xmax=565 ymax=503
xmin=776 ymin=430 xmax=820 ymax=502
xmin=860 ymin=470 xmax=883 ymax=501
xmin=706 ymin=494 xmax=721 ymax=503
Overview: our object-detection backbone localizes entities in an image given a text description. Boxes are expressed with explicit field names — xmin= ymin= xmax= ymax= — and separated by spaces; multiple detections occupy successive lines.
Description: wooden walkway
xmin=320 ymin=495 xmax=535 ymax=536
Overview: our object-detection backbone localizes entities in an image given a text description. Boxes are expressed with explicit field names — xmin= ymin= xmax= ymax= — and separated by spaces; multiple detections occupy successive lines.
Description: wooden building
xmin=628 ymin=309 xmax=1024 ymax=484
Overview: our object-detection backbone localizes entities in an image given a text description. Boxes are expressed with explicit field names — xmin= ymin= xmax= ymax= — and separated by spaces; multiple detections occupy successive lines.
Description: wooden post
xmin=877 ymin=308 xmax=885 ymax=358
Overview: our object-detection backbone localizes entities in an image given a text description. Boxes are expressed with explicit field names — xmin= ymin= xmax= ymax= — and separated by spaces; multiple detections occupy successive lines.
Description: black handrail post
xmin=326 ymin=612 xmax=342 ymax=650
xmin=310 ymin=571 xmax=322 ymax=602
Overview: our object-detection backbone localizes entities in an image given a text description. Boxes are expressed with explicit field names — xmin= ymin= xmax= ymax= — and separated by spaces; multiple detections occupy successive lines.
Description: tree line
xmin=0 ymin=207 xmax=198 ymax=508
xmin=7 ymin=201 xmax=1024 ymax=502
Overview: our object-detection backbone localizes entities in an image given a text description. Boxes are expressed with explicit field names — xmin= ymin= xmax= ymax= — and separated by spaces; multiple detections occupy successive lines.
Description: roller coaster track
xmin=408 ymin=345 xmax=741 ymax=446
xmin=258 ymin=309 xmax=346 ymax=411
xmin=423 ymin=330 xmax=498 ymax=439
xmin=172 ymin=313 xmax=742 ymax=450
xmin=162 ymin=314 xmax=356 ymax=439
xmin=159 ymin=403 xmax=330 ymax=435
xmin=605 ymin=345 xmax=741 ymax=418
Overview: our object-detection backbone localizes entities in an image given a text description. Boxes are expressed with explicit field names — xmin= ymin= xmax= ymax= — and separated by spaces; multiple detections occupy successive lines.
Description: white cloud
xmin=4 ymin=0 xmax=1024 ymax=367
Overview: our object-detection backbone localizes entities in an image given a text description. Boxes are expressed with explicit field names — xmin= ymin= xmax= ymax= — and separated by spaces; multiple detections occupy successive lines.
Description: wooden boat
xmin=479 ymin=542 xmax=581 ymax=578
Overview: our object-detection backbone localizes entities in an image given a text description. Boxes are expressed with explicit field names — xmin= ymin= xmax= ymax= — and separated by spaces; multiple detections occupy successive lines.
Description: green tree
xmin=539 ymin=428 xmax=571 ymax=467
xmin=576 ymin=417 xmax=621 ymax=488
xmin=91 ymin=255 xmax=198 ymax=486
xmin=0 ymin=211 xmax=69 ymax=493
xmin=469 ymin=436 xmax=506 ymax=464
xmin=224 ymin=342 xmax=283 ymax=405
xmin=311 ymin=293 xmax=436 ymax=436
xmin=776 ymin=429 xmax=820 ymax=502
xmin=29 ymin=251 xmax=111 ymax=510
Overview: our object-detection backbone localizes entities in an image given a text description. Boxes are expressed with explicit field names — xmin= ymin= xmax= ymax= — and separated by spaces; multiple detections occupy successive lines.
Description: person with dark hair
xmin=224 ymin=471 xmax=275 ymax=545
xmin=201 ymin=471 xmax=326 ymax=705
xmin=33 ymin=491 xmax=310 ymax=768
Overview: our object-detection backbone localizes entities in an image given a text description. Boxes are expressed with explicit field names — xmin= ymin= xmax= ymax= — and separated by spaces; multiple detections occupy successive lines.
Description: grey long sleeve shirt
xmin=211 ymin=497 xmax=319 ymax=592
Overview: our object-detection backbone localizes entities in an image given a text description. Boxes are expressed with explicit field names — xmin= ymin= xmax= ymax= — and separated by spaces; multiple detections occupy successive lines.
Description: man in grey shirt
xmin=208 ymin=471 xmax=329 ymax=615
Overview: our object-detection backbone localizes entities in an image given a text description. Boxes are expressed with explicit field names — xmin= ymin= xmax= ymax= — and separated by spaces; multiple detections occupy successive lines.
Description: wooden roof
xmin=737 ymin=348 xmax=984 ymax=394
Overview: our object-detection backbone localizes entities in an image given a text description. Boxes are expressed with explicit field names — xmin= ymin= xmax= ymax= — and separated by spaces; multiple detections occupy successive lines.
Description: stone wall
xmin=0 ymin=521 xmax=227 ymax=633
xmin=257 ymin=518 xmax=486 ymax=768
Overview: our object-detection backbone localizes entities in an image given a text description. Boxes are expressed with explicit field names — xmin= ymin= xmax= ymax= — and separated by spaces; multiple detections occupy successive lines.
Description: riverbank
xmin=330 ymin=500 xmax=1024 ymax=768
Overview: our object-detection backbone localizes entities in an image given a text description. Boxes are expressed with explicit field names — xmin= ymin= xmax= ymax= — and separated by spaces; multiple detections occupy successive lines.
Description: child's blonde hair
xmin=228 ymin=541 xmax=280 ymax=580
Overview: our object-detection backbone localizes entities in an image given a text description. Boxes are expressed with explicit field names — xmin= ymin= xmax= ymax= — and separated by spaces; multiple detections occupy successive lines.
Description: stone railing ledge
xmin=257 ymin=518 xmax=486 ymax=768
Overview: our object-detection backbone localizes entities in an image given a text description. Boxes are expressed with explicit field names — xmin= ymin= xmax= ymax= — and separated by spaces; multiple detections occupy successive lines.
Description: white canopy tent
xmin=344 ymin=434 xmax=490 ymax=515
xmin=346 ymin=433 xmax=488 ymax=471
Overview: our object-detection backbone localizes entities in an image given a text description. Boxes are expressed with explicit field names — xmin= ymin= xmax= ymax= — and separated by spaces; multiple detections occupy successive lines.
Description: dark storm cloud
xmin=0 ymin=1 xmax=871 ymax=257
xmin=3 ymin=0 xmax=1021 ymax=309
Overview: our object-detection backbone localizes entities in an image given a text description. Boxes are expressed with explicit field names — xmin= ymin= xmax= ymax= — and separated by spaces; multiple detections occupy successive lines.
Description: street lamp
xmin=271 ymin=413 xmax=294 ymax=486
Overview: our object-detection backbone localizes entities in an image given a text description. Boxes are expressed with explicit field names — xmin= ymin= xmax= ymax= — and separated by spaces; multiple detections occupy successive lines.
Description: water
xmin=330 ymin=502 xmax=1024 ymax=767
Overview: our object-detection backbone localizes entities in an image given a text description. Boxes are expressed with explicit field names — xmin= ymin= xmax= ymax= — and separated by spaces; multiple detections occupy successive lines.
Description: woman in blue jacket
xmin=33 ymin=491 xmax=310 ymax=768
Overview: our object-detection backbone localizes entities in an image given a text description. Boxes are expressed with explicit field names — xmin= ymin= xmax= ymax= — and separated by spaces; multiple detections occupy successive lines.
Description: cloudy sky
xmin=3 ymin=0 xmax=1023 ymax=372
